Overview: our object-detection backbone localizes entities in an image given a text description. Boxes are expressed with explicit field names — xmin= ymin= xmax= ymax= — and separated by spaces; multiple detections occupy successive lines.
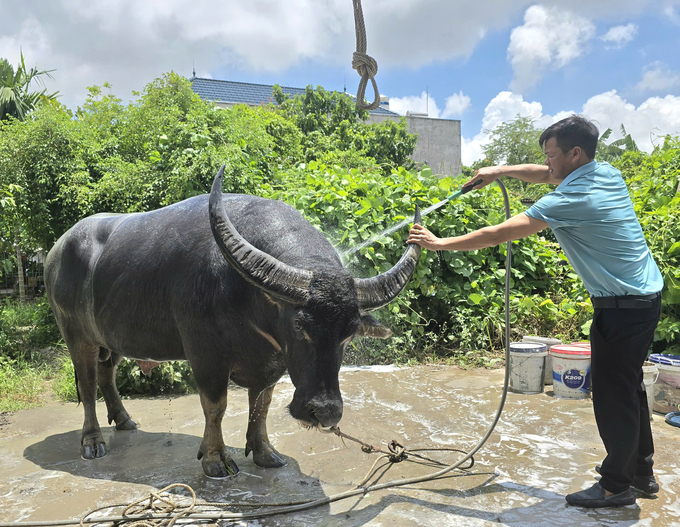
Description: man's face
xmin=543 ymin=137 xmax=574 ymax=180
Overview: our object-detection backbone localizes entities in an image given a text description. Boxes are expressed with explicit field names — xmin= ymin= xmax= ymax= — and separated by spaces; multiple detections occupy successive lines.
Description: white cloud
xmin=600 ymin=23 xmax=638 ymax=48
xmin=636 ymin=62 xmax=680 ymax=92
xmin=461 ymin=89 xmax=680 ymax=164
xmin=388 ymin=92 xmax=441 ymax=118
xmin=508 ymin=5 xmax=596 ymax=93
xmin=461 ymin=91 xmax=547 ymax=165
xmin=582 ymin=91 xmax=680 ymax=151
xmin=388 ymin=89 xmax=471 ymax=120
xmin=442 ymin=92 xmax=471 ymax=118
xmin=665 ymin=5 xmax=680 ymax=25
xmin=0 ymin=0 xmax=676 ymax=111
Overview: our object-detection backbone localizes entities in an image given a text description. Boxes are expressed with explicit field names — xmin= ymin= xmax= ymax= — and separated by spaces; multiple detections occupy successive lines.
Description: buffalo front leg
xmin=67 ymin=340 xmax=106 ymax=459
xmin=97 ymin=350 xmax=137 ymax=431
xmin=245 ymin=385 xmax=286 ymax=468
xmin=197 ymin=391 xmax=239 ymax=477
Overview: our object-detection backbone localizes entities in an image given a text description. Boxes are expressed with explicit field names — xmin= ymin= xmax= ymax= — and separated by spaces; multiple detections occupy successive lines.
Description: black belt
xmin=591 ymin=292 xmax=661 ymax=309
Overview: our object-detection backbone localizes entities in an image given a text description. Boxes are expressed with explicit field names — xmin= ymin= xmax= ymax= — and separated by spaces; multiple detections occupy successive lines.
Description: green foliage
xmin=597 ymin=125 xmax=639 ymax=162
xmin=0 ymin=75 xmax=417 ymax=250
xmin=51 ymin=352 xmax=78 ymax=402
xmin=115 ymin=360 xmax=196 ymax=396
xmin=614 ymin=137 xmax=680 ymax=353
xmin=0 ymin=296 xmax=60 ymax=360
xmin=483 ymin=115 xmax=544 ymax=166
xmin=0 ymin=355 xmax=49 ymax=411
xmin=481 ymin=115 xmax=551 ymax=201
xmin=273 ymin=85 xmax=417 ymax=171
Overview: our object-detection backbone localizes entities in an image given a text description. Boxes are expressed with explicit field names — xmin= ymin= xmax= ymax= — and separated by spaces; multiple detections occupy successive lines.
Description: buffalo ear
xmin=356 ymin=314 xmax=392 ymax=339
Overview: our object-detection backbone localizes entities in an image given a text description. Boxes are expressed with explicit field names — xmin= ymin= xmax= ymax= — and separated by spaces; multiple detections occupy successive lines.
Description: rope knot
xmin=352 ymin=51 xmax=378 ymax=79
xmin=387 ymin=440 xmax=408 ymax=463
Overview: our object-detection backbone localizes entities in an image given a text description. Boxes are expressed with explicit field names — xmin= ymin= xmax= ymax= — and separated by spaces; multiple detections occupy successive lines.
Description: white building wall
xmin=368 ymin=114 xmax=462 ymax=177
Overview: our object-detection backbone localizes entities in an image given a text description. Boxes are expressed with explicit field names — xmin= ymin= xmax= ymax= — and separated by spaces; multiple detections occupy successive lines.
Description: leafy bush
xmin=616 ymin=137 xmax=680 ymax=354
xmin=0 ymin=296 xmax=59 ymax=361
xmin=115 ymin=359 xmax=196 ymax=396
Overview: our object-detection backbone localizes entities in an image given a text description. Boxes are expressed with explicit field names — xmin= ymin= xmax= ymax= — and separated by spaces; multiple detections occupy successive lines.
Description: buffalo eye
xmin=293 ymin=311 xmax=312 ymax=336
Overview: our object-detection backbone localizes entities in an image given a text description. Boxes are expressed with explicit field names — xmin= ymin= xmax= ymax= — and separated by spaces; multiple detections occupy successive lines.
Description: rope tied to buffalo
xmin=351 ymin=0 xmax=381 ymax=110
xmin=65 ymin=425 xmax=474 ymax=527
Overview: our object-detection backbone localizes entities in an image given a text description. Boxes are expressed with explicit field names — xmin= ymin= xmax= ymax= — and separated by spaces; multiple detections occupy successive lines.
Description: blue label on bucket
xmin=554 ymin=368 xmax=591 ymax=392
xmin=563 ymin=369 xmax=586 ymax=389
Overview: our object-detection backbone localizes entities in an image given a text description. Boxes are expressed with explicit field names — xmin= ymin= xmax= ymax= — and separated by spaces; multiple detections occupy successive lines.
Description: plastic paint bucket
xmin=509 ymin=342 xmax=548 ymax=395
xmin=642 ymin=361 xmax=659 ymax=421
xmin=551 ymin=344 xmax=591 ymax=399
xmin=649 ymin=354 xmax=680 ymax=415
xmin=522 ymin=336 xmax=562 ymax=385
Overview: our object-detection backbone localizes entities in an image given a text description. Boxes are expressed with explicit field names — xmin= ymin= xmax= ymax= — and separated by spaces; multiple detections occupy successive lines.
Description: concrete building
xmin=190 ymin=77 xmax=461 ymax=176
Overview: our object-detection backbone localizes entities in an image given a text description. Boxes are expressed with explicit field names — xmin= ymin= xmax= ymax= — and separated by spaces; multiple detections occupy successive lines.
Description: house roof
xmin=190 ymin=77 xmax=400 ymax=116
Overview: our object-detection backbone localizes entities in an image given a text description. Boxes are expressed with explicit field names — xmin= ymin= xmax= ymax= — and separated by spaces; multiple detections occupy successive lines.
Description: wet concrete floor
xmin=1 ymin=365 xmax=679 ymax=526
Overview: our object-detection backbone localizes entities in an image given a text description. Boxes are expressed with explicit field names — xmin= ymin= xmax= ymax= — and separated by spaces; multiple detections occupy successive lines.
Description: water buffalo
xmin=44 ymin=166 xmax=420 ymax=477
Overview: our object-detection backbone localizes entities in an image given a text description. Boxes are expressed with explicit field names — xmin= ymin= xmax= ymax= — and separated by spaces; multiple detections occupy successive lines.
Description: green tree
xmin=273 ymin=85 xmax=417 ymax=170
xmin=482 ymin=115 xmax=544 ymax=166
xmin=0 ymin=52 xmax=58 ymax=121
xmin=481 ymin=115 xmax=547 ymax=200
xmin=0 ymin=184 xmax=26 ymax=302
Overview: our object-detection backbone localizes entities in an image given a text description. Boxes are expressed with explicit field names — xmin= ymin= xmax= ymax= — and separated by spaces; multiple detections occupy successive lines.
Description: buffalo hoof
xmin=197 ymin=448 xmax=239 ymax=478
xmin=81 ymin=437 xmax=107 ymax=459
xmin=245 ymin=443 xmax=287 ymax=468
xmin=115 ymin=417 xmax=138 ymax=431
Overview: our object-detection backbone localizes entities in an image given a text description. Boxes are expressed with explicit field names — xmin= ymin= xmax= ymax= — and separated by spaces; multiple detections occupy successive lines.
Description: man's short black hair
xmin=539 ymin=115 xmax=599 ymax=159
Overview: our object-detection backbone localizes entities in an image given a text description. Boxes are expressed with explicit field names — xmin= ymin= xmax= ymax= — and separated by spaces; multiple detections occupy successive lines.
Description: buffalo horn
xmin=209 ymin=165 xmax=312 ymax=304
xmin=354 ymin=205 xmax=422 ymax=311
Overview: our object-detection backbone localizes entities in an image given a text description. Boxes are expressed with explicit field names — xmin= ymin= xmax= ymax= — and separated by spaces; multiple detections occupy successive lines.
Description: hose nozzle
xmin=446 ymin=179 xmax=482 ymax=201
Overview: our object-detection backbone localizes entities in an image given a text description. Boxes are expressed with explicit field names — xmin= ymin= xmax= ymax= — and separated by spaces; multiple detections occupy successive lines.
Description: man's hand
xmin=464 ymin=165 xmax=506 ymax=190
xmin=407 ymin=223 xmax=441 ymax=250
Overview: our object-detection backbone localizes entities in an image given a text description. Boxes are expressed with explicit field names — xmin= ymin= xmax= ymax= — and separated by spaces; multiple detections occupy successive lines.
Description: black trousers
xmin=589 ymin=294 xmax=662 ymax=494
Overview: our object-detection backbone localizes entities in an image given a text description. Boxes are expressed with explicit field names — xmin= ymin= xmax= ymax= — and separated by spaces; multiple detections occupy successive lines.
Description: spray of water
xmin=342 ymin=198 xmax=450 ymax=257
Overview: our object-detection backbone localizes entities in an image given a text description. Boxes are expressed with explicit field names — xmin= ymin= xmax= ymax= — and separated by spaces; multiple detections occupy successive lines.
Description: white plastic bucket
xmin=509 ymin=342 xmax=548 ymax=395
xmin=522 ymin=336 xmax=562 ymax=385
xmin=551 ymin=344 xmax=591 ymax=399
xmin=649 ymin=354 xmax=680 ymax=414
xmin=642 ymin=361 xmax=659 ymax=421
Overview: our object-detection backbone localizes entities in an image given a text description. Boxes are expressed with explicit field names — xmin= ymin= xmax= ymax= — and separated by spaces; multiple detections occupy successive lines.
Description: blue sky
xmin=2 ymin=1 xmax=679 ymax=165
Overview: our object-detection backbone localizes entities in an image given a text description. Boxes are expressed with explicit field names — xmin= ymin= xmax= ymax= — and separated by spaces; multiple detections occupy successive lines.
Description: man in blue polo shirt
xmin=407 ymin=115 xmax=663 ymax=508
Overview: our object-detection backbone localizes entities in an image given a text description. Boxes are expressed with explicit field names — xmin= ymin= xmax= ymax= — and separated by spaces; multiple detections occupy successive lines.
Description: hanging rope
xmin=351 ymin=0 xmax=381 ymax=110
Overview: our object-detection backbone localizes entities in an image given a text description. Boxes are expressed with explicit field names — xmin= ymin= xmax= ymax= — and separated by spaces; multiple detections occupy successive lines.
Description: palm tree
xmin=0 ymin=51 xmax=58 ymax=121
xmin=597 ymin=124 xmax=639 ymax=162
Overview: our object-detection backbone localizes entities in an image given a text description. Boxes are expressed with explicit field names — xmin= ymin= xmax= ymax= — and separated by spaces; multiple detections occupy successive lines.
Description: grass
xmin=0 ymin=357 xmax=52 ymax=412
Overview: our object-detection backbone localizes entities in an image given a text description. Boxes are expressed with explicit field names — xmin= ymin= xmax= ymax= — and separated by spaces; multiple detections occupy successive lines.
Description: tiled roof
xmin=190 ymin=77 xmax=400 ymax=116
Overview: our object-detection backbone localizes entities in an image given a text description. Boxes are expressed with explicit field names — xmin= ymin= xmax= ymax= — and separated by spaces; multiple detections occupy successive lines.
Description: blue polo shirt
xmin=525 ymin=160 xmax=663 ymax=297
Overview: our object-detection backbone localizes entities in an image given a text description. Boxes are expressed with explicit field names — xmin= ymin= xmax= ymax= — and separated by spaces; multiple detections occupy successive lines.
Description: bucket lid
xmin=649 ymin=354 xmax=680 ymax=367
xmin=510 ymin=342 xmax=547 ymax=353
xmin=522 ymin=336 xmax=563 ymax=346
xmin=570 ymin=341 xmax=591 ymax=348
xmin=665 ymin=412 xmax=680 ymax=428
xmin=551 ymin=344 xmax=591 ymax=356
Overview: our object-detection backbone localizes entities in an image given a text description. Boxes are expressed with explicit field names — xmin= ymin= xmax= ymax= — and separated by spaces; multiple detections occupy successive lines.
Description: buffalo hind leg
xmin=197 ymin=390 xmax=239 ymax=477
xmin=97 ymin=350 xmax=137 ymax=431
xmin=245 ymin=385 xmax=286 ymax=468
xmin=67 ymin=338 xmax=106 ymax=459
